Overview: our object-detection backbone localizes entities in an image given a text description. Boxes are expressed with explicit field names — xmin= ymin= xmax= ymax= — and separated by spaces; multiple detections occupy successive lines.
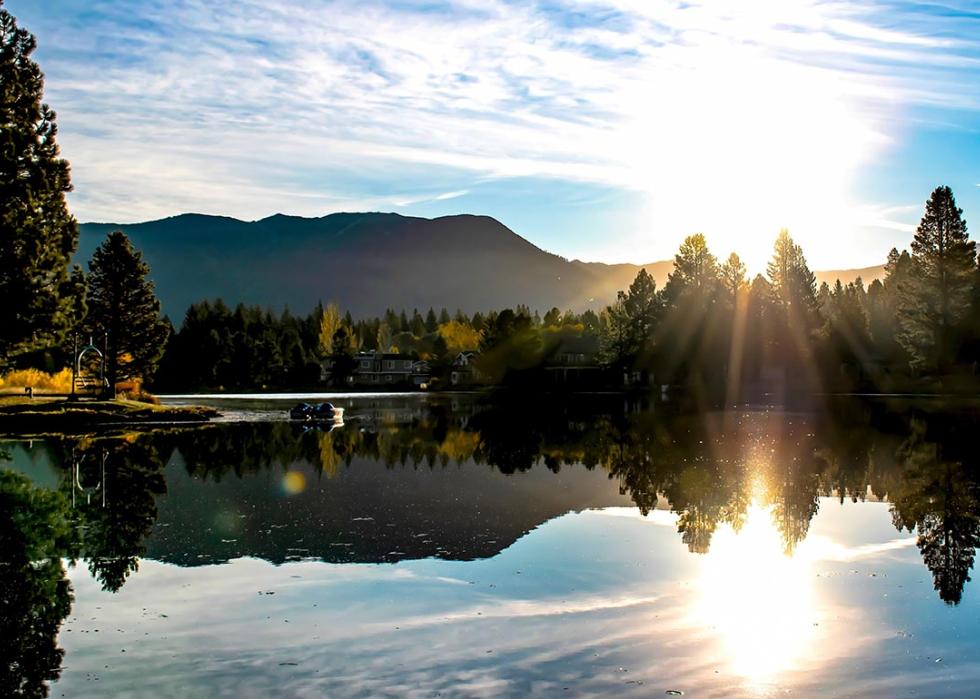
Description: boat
xmin=289 ymin=402 xmax=344 ymax=422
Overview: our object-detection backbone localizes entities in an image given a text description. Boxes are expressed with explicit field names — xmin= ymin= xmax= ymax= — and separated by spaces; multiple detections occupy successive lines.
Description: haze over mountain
xmin=78 ymin=213 xmax=883 ymax=319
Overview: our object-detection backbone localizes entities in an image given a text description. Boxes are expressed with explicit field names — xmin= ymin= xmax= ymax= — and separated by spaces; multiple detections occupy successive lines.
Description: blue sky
xmin=10 ymin=0 xmax=980 ymax=270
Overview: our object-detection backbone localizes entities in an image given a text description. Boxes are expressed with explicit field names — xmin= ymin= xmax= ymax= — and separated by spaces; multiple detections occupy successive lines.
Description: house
xmin=548 ymin=335 xmax=600 ymax=367
xmin=450 ymin=350 xmax=483 ymax=386
xmin=350 ymin=351 xmax=431 ymax=387
xmin=543 ymin=335 xmax=604 ymax=387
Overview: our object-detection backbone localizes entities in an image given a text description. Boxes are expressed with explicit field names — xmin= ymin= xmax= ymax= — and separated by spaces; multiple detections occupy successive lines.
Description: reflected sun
xmin=693 ymin=503 xmax=819 ymax=683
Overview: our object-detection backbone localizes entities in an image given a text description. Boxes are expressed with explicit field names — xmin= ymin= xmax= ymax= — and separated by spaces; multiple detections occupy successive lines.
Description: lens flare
xmin=282 ymin=470 xmax=306 ymax=496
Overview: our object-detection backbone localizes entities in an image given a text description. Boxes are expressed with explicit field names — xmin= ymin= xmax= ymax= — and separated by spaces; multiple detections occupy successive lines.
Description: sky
xmin=9 ymin=0 xmax=980 ymax=271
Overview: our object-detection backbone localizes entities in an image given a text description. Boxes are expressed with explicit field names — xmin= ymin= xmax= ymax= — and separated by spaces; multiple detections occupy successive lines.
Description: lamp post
xmin=70 ymin=333 xmax=77 ymax=400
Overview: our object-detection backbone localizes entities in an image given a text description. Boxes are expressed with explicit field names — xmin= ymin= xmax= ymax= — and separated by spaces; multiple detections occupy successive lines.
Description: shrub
xmin=0 ymin=368 xmax=73 ymax=392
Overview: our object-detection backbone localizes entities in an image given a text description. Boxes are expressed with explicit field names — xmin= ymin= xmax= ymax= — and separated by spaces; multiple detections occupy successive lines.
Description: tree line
xmin=2 ymin=2 xmax=978 ymax=397
xmin=156 ymin=183 xmax=979 ymax=396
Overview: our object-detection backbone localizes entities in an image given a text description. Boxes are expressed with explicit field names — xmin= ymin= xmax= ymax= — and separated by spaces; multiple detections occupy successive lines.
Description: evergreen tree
xmin=84 ymin=232 xmax=169 ymax=389
xmin=897 ymin=186 xmax=975 ymax=371
xmin=543 ymin=307 xmax=562 ymax=327
xmin=410 ymin=309 xmax=426 ymax=337
xmin=662 ymin=233 xmax=719 ymax=303
xmin=720 ymin=252 xmax=748 ymax=300
xmin=424 ymin=307 xmax=438 ymax=333
xmin=0 ymin=5 xmax=84 ymax=367
xmin=601 ymin=268 xmax=660 ymax=370
xmin=767 ymin=229 xmax=818 ymax=318
xmin=870 ymin=249 xmax=914 ymax=367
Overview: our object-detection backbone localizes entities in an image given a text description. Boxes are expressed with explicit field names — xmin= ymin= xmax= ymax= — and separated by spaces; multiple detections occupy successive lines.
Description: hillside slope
xmin=78 ymin=212 xmax=882 ymax=319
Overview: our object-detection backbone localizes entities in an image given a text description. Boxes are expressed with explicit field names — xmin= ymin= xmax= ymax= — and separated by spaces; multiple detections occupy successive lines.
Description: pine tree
xmin=897 ymin=186 xmax=976 ymax=371
xmin=767 ymin=229 xmax=818 ymax=318
xmin=424 ymin=307 xmax=438 ymax=333
xmin=84 ymin=232 xmax=169 ymax=389
xmin=601 ymin=268 xmax=660 ymax=370
xmin=720 ymin=252 xmax=748 ymax=300
xmin=663 ymin=233 xmax=719 ymax=303
xmin=0 ymin=5 xmax=84 ymax=367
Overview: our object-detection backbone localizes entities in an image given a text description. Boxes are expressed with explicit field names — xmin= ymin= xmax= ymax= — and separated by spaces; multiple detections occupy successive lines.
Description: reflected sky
xmin=53 ymin=501 xmax=977 ymax=698
xmin=3 ymin=394 xmax=980 ymax=697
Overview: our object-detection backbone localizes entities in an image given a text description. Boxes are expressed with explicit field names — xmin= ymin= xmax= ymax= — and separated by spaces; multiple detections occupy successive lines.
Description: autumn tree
xmin=317 ymin=303 xmax=342 ymax=357
xmin=376 ymin=322 xmax=394 ymax=353
xmin=84 ymin=232 xmax=169 ymax=390
xmin=897 ymin=186 xmax=976 ymax=372
xmin=0 ymin=5 xmax=85 ymax=367
xmin=438 ymin=319 xmax=481 ymax=354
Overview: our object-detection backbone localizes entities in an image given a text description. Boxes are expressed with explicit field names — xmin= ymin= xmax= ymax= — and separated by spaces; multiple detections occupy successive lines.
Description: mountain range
xmin=78 ymin=212 xmax=884 ymax=320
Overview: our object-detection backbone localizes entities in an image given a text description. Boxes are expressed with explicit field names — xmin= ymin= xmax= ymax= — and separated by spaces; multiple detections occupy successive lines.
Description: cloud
xmin=393 ymin=189 xmax=471 ymax=206
xmin=13 ymin=0 xmax=980 ymax=262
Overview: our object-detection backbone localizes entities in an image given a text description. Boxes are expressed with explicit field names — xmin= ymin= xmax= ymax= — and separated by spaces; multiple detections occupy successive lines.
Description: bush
xmin=0 ymin=368 xmax=73 ymax=392
xmin=115 ymin=378 xmax=160 ymax=404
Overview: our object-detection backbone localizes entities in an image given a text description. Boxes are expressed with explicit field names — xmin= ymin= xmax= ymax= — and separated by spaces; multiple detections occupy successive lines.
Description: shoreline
xmin=0 ymin=397 xmax=219 ymax=437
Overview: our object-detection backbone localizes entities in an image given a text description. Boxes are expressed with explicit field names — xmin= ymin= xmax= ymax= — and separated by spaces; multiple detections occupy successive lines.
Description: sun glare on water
xmin=694 ymin=503 xmax=819 ymax=682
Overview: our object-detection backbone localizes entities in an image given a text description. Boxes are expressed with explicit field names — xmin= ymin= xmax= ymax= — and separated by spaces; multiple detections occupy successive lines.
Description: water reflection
xmin=1 ymin=395 xmax=980 ymax=696
xmin=0 ymin=469 xmax=76 ymax=696
xmin=696 ymin=504 xmax=817 ymax=681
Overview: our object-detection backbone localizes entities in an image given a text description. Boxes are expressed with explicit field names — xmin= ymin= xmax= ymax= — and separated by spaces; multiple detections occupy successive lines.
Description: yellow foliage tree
xmin=318 ymin=303 xmax=342 ymax=356
xmin=437 ymin=320 xmax=481 ymax=354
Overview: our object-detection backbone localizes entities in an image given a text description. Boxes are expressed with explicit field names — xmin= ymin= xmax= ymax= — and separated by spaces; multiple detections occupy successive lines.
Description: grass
xmin=0 ymin=396 xmax=219 ymax=436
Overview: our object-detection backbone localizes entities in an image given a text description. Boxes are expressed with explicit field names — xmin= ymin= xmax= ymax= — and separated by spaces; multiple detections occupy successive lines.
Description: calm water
xmin=3 ymin=394 xmax=980 ymax=697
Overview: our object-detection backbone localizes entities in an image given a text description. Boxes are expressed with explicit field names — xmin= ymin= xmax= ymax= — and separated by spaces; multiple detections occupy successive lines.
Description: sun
xmin=692 ymin=503 xmax=820 ymax=683
xmin=614 ymin=32 xmax=891 ymax=272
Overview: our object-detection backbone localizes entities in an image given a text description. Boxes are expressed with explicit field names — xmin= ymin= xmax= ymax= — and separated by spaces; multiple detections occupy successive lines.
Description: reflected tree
xmin=0 ymin=470 xmax=79 ymax=698
xmin=891 ymin=419 xmax=980 ymax=605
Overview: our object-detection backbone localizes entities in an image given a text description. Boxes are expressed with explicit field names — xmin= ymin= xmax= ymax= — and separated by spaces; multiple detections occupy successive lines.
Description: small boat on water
xmin=289 ymin=402 xmax=344 ymax=422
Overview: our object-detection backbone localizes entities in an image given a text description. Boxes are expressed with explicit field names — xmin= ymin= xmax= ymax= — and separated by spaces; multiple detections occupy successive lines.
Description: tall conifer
xmin=898 ymin=186 xmax=975 ymax=371
xmin=85 ymin=232 xmax=169 ymax=389
xmin=0 ymin=3 xmax=83 ymax=366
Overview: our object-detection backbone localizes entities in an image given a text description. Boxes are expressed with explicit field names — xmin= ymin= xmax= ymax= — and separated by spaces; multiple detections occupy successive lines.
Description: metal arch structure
xmin=71 ymin=333 xmax=109 ymax=399
xmin=71 ymin=448 xmax=107 ymax=508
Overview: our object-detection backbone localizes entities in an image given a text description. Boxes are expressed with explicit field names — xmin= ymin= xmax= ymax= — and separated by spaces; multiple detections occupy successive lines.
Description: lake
xmin=3 ymin=393 xmax=980 ymax=697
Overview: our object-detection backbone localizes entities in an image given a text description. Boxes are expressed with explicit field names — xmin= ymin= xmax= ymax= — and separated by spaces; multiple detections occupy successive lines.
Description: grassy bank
xmin=0 ymin=397 xmax=219 ymax=436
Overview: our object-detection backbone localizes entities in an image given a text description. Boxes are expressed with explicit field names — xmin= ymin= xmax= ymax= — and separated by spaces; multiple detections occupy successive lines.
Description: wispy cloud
xmin=393 ymin=189 xmax=470 ymax=207
xmin=12 ymin=0 xmax=980 ymax=264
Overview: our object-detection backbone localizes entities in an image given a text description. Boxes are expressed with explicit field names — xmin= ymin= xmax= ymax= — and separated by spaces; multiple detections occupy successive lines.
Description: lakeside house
xmin=320 ymin=351 xmax=431 ymax=387
xmin=352 ymin=351 xmax=431 ymax=387
xmin=542 ymin=334 xmax=604 ymax=387
xmin=450 ymin=351 xmax=483 ymax=386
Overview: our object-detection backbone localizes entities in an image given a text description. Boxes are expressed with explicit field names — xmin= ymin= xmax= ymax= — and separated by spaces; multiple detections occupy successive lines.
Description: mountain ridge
xmin=77 ymin=212 xmax=884 ymax=319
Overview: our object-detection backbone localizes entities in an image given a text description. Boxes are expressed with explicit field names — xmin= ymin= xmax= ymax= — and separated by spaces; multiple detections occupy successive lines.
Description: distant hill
xmin=78 ymin=212 xmax=881 ymax=319
xmin=815 ymin=265 xmax=885 ymax=287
